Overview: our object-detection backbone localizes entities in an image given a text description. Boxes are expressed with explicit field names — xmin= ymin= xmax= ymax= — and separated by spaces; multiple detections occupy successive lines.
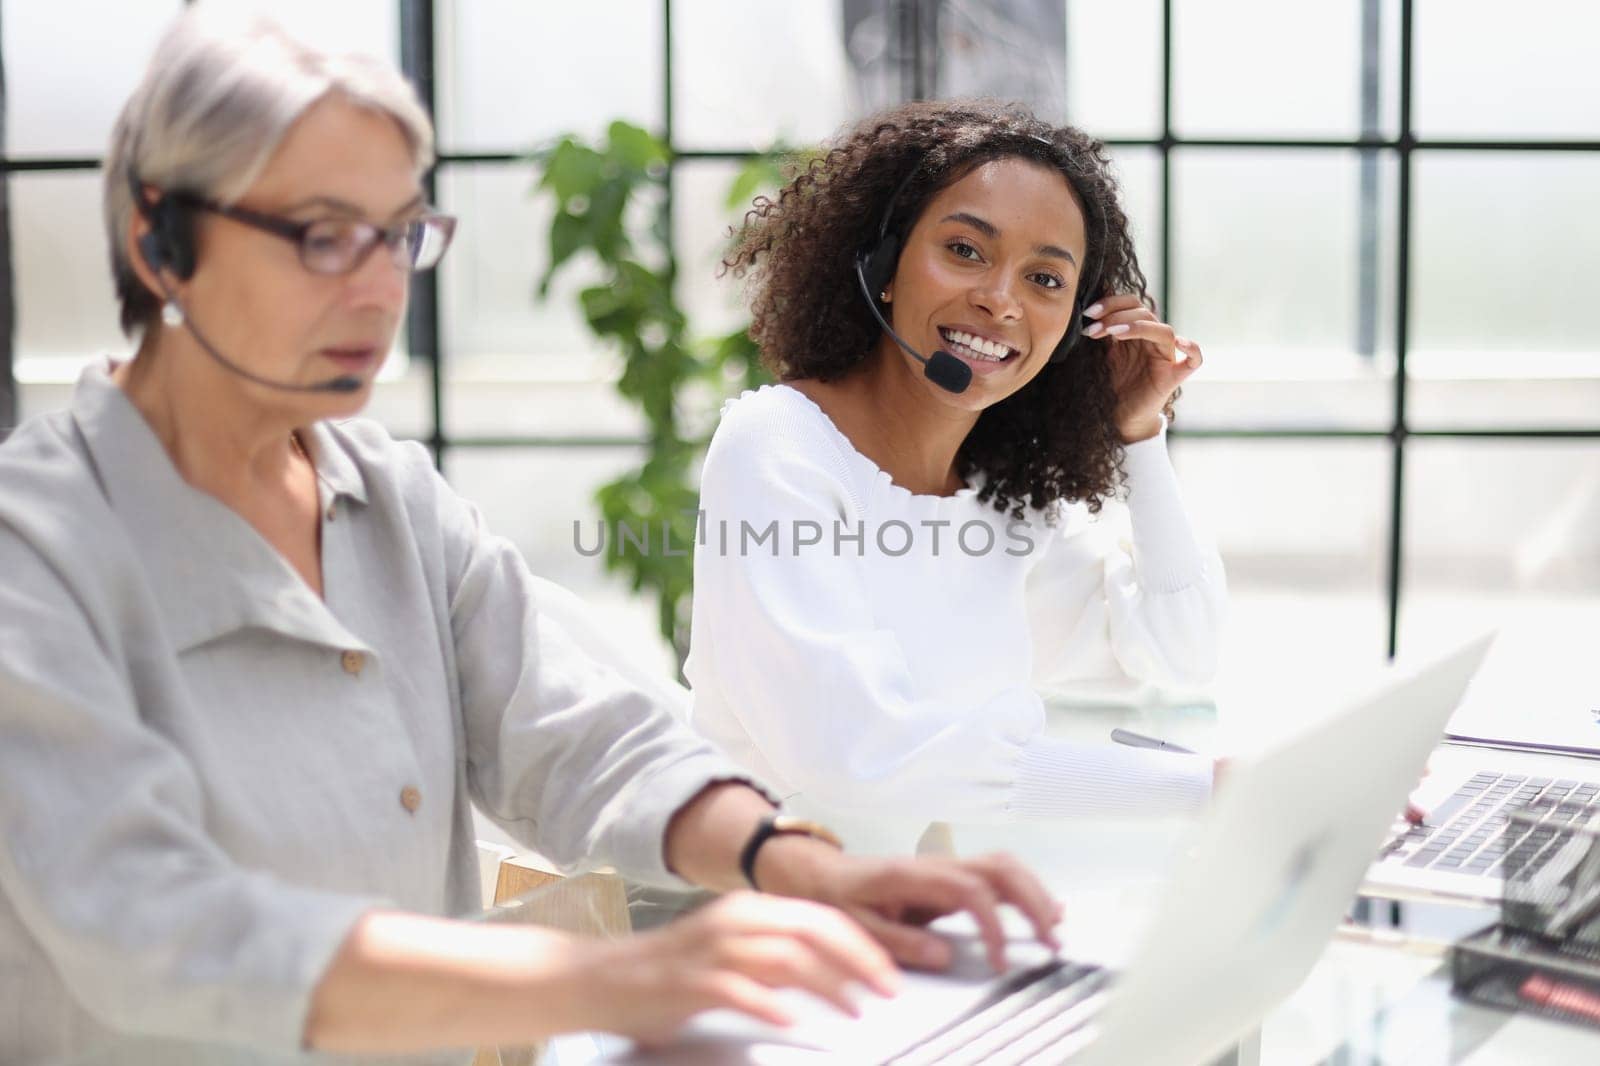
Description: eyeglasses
xmin=174 ymin=194 xmax=458 ymax=275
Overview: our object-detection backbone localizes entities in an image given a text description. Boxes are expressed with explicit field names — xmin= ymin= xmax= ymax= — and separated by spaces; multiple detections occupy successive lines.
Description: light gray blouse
xmin=0 ymin=364 xmax=754 ymax=1065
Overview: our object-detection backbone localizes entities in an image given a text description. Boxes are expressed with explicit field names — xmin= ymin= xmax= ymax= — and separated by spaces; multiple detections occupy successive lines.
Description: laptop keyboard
xmin=884 ymin=960 xmax=1110 ymax=1065
xmin=1381 ymin=771 xmax=1600 ymax=877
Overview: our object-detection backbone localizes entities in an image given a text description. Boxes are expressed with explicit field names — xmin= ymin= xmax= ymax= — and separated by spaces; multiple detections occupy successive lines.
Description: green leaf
xmin=578 ymin=283 xmax=640 ymax=337
xmin=539 ymin=210 xmax=589 ymax=296
xmin=528 ymin=124 xmax=808 ymax=660
xmin=724 ymin=167 xmax=762 ymax=212
xmin=540 ymin=140 xmax=605 ymax=203
xmin=607 ymin=120 xmax=669 ymax=174
xmin=723 ymin=147 xmax=813 ymax=210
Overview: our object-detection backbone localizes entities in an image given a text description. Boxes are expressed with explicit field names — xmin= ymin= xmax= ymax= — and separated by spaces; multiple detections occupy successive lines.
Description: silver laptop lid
xmin=1072 ymin=633 xmax=1493 ymax=1066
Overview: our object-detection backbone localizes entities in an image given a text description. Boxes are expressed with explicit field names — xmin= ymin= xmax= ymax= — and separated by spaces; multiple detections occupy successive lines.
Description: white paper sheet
xmin=1444 ymin=621 xmax=1600 ymax=755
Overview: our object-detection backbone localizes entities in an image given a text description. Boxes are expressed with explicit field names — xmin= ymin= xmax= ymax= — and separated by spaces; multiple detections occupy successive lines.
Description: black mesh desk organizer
xmin=1451 ymin=794 xmax=1600 ymax=1029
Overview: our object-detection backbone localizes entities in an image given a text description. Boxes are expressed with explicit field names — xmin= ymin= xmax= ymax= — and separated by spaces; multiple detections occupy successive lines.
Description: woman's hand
xmin=1082 ymin=294 xmax=1204 ymax=443
xmin=1405 ymin=761 xmax=1433 ymax=825
xmin=660 ymin=783 xmax=1061 ymax=993
xmin=756 ymin=840 xmax=1063 ymax=975
xmin=584 ymin=891 xmax=901 ymax=1045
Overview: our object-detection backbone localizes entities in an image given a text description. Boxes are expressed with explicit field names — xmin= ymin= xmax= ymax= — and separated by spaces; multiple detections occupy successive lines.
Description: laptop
xmin=1358 ymin=626 xmax=1600 ymax=904
xmin=592 ymin=634 xmax=1493 ymax=1066
xmin=1362 ymin=754 xmax=1600 ymax=905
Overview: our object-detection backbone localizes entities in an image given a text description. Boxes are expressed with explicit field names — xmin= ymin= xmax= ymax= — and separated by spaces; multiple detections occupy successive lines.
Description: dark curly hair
xmin=723 ymin=99 xmax=1164 ymax=519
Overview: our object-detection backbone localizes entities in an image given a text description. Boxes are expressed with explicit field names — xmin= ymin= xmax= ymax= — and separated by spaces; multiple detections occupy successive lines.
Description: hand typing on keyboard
xmin=787 ymin=851 xmax=1065 ymax=976
xmin=1405 ymin=761 xmax=1432 ymax=825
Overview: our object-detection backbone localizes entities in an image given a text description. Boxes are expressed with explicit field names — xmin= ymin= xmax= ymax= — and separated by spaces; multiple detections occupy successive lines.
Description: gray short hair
xmin=105 ymin=10 xmax=435 ymax=336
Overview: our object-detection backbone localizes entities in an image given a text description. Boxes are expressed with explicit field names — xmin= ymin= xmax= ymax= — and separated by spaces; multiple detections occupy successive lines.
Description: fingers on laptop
xmin=1406 ymin=764 xmax=1433 ymax=823
xmin=653 ymin=892 xmax=899 ymax=1030
xmin=865 ymin=858 xmax=1007 ymax=971
xmin=853 ymin=908 xmax=956 ymax=971
xmin=725 ymin=893 xmax=902 ymax=998
xmin=854 ymin=855 xmax=1062 ymax=974
xmin=963 ymin=852 xmax=1063 ymax=951
xmin=926 ymin=868 xmax=1010 ymax=974
xmin=719 ymin=934 xmax=865 ymax=1018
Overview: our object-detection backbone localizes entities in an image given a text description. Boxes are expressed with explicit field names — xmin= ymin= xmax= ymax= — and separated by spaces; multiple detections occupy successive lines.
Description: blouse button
xmin=399 ymin=786 xmax=422 ymax=814
xmin=340 ymin=650 xmax=365 ymax=676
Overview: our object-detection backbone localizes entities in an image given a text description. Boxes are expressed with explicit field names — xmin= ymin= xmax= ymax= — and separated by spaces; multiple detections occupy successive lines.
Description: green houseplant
xmin=532 ymin=121 xmax=789 ymax=663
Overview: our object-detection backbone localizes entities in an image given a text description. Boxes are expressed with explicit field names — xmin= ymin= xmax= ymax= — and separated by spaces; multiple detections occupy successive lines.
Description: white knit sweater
xmin=685 ymin=384 xmax=1227 ymax=853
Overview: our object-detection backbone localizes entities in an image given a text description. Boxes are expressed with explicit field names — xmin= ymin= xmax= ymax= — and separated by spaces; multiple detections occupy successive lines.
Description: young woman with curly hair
xmin=683 ymin=100 xmax=1227 ymax=856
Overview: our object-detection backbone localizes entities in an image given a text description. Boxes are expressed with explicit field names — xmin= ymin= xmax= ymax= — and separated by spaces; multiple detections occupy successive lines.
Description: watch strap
xmin=738 ymin=815 xmax=843 ymax=889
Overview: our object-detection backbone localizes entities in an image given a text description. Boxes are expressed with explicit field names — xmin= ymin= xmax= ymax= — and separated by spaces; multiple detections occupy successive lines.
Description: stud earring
xmin=879 ymin=290 xmax=890 ymax=302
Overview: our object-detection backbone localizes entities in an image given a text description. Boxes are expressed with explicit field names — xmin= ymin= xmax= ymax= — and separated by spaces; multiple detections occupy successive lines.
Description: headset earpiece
xmin=129 ymin=170 xmax=198 ymax=282
xmin=148 ymin=196 xmax=197 ymax=280
xmin=858 ymin=232 xmax=902 ymax=302
xmin=137 ymin=229 xmax=168 ymax=273
xmin=1050 ymin=299 xmax=1085 ymax=364
xmin=855 ymin=159 xmax=924 ymax=306
xmin=1049 ymin=264 xmax=1105 ymax=365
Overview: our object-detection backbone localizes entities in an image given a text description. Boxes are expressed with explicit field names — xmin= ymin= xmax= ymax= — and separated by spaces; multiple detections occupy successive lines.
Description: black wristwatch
xmin=738 ymin=814 xmax=844 ymax=889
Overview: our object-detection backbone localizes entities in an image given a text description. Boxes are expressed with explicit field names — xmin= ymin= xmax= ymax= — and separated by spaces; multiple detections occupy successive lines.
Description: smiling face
xmin=880 ymin=156 xmax=1089 ymax=412
xmin=138 ymin=94 xmax=422 ymax=417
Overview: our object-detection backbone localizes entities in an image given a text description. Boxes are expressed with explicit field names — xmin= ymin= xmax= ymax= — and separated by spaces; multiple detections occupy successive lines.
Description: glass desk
xmin=548 ymin=647 xmax=1600 ymax=1063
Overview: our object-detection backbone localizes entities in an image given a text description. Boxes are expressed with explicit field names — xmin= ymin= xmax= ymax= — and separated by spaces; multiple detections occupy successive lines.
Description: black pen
xmin=1110 ymin=728 xmax=1196 ymax=755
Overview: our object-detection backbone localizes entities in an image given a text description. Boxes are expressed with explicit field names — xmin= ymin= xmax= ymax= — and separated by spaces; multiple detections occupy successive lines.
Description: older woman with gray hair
xmin=0 ymin=12 xmax=1063 ymax=1065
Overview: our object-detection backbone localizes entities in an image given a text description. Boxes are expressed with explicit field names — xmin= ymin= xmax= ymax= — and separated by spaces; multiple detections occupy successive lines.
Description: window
xmin=5 ymin=0 xmax=1596 ymax=665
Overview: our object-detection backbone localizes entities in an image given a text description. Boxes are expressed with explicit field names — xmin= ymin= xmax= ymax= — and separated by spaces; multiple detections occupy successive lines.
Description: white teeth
xmin=940 ymin=328 xmax=1013 ymax=362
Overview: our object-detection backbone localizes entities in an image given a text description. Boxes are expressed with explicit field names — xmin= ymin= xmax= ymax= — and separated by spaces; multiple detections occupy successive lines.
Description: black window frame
xmin=2 ymin=0 xmax=1597 ymax=658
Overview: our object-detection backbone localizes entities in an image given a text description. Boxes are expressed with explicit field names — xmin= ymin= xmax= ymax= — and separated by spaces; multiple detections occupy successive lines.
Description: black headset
xmin=122 ymin=169 xmax=364 ymax=394
xmin=129 ymin=169 xmax=200 ymax=280
xmin=853 ymin=145 xmax=1104 ymax=365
